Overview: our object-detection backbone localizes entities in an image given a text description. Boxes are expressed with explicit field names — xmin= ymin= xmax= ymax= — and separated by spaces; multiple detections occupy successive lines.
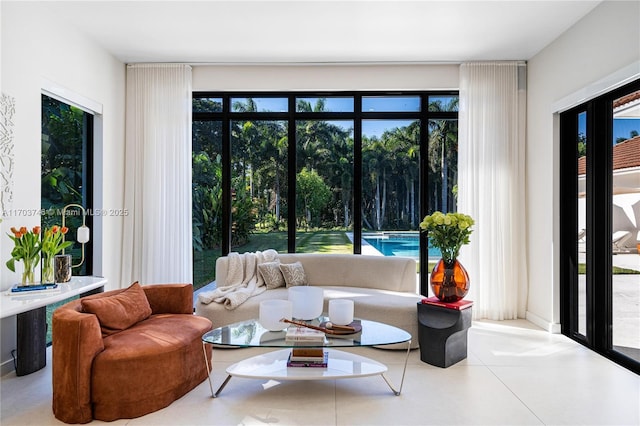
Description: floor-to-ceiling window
xmin=560 ymin=79 xmax=640 ymax=374
xmin=192 ymin=97 xmax=223 ymax=292
xmin=361 ymin=95 xmax=421 ymax=261
xmin=41 ymin=93 xmax=94 ymax=343
xmin=41 ymin=94 xmax=94 ymax=274
xmin=192 ymin=92 xmax=458 ymax=292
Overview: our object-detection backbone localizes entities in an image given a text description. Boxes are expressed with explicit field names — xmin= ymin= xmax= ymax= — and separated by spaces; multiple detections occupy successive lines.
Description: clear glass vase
xmin=42 ymin=253 xmax=55 ymax=284
xmin=21 ymin=258 xmax=37 ymax=285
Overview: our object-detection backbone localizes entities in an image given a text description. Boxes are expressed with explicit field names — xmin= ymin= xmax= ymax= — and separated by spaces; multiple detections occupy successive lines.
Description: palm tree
xmin=389 ymin=122 xmax=420 ymax=227
xmin=428 ymin=98 xmax=459 ymax=212
xmin=255 ymin=126 xmax=287 ymax=223
xmin=296 ymin=99 xmax=353 ymax=228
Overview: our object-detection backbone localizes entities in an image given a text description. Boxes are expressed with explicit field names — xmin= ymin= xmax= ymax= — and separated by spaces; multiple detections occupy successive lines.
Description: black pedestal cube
xmin=417 ymin=301 xmax=472 ymax=368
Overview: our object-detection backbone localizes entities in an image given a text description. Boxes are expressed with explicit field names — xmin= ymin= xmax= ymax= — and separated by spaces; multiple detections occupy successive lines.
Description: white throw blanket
xmin=197 ymin=249 xmax=279 ymax=310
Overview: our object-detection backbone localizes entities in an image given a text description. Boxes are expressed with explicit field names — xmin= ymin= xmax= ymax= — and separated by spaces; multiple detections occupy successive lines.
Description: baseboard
xmin=525 ymin=311 xmax=561 ymax=334
xmin=1 ymin=358 xmax=15 ymax=377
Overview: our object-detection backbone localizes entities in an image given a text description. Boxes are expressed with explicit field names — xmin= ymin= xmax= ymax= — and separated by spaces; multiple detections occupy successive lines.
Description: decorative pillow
xmin=258 ymin=261 xmax=285 ymax=289
xmin=279 ymin=262 xmax=308 ymax=287
xmin=81 ymin=282 xmax=152 ymax=336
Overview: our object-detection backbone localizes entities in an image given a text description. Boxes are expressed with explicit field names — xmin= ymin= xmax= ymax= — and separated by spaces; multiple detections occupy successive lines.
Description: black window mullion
xmin=221 ymin=95 xmax=231 ymax=256
xmin=288 ymin=97 xmax=297 ymax=253
xmin=353 ymin=96 xmax=362 ymax=254
xmin=419 ymin=95 xmax=430 ymax=296
xmin=590 ymin=98 xmax=613 ymax=351
xmin=559 ymin=108 xmax=580 ymax=338
xmin=84 ymin=113 xmax=94 ymax=275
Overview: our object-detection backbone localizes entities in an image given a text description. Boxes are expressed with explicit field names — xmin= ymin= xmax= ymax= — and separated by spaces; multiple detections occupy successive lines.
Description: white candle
xmin=328 ymin=299 xmax=354 ymax=326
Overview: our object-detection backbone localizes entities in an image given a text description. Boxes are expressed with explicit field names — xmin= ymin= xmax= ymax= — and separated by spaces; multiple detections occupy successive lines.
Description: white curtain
xmin=457 ymin=62 xmax=528 ymax=320
xmin=121 ymin=64 xmax=193 ymax=286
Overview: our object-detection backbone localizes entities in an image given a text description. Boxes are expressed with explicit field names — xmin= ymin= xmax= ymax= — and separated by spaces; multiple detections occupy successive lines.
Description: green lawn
xmin=578 ymin=264 xmax=640 ymax=275
xmin=233 ymin=229 xmax=353 ymax=254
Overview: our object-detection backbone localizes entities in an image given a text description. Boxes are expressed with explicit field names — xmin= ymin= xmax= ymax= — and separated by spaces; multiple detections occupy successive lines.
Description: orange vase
xmin=429 ymin=258 xmax=470 ymax=303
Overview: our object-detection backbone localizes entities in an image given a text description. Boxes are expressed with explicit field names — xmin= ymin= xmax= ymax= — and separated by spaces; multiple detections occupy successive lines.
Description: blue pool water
xmin=362 ymin=232 xmax=441 ymax=259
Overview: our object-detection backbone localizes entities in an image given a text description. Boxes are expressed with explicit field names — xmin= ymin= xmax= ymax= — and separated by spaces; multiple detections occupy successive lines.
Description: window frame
xmin=193 ymin=90 xmax=459 ymax=294
xmin=40 ymin=94 xmax=94 ymax=276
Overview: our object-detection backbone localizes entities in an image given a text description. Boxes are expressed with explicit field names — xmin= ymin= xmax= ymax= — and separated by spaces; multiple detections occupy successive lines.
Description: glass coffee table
xmin=201 ymin=316 xmax=412 ymax=397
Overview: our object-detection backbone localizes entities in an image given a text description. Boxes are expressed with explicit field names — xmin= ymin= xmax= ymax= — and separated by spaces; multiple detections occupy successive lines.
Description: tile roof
xmin=577 ymin=135 xmax=640 ymax=175
xmin=613 ymin=91 xmax=640 ymax=109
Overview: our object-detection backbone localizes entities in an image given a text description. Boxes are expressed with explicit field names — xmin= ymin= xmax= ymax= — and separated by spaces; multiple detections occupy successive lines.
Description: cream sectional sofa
xmin=195 ymin=253 xmax=423 ymax=349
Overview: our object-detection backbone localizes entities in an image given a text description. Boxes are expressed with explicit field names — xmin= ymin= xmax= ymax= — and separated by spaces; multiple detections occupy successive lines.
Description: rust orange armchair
xmin=52 ymin=283 xmax=212 ymax=423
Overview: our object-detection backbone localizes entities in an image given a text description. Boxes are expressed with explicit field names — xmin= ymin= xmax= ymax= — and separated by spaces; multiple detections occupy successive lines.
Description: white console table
xmin=1 ymin=276 xmax=107 ymax=375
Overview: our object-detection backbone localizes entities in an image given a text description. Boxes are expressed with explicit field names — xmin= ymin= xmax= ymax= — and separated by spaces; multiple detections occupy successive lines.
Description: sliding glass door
xmin=611 ymin=89 xmax=640 ymax=362
xmin=560 ymin=79 xmax=640 ymax=374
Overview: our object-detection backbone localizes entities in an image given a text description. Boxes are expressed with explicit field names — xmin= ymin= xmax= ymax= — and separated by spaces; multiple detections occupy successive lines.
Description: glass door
xmin=560 ymin=80 xmax=640 ymax=374
xmin=611 ymin=89 xmax=640 ymax=363
xmin=576 ymin=110 xmax=588 ymax=339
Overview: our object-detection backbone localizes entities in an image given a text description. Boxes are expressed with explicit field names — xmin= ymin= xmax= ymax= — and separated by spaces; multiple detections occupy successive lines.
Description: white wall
xmin=193 ymin=64 xmax=459 ymax=91
xmin=526 ymin=1 xmax=640 ymax=331
xmin=0 ymin=3 xmax=126 ymax=374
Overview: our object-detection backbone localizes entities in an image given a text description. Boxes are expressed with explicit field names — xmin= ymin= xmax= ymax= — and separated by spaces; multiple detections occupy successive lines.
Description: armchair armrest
xmin=143 ymin=283 xmax=194 ymax=314
xmin=52 ymin=303 xmax=104 ymax=424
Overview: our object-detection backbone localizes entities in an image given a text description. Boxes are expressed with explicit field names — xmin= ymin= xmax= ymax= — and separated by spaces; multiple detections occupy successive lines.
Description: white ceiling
xmin=33 ymin=0 xmax=602 ymax=64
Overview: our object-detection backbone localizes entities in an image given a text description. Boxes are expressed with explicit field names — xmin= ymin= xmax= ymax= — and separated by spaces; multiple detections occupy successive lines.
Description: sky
xmin=237 ymin=96 xmax=423 ymax=113
xmin=614 ymin=119 xmax=640 ymax=141
xmin=578 ymin=113 xmax=639 ymax=143
xmin=230 ymin=96 xmax=442 ymax=138
xmin=232 ymin=96 xmax=640 ymax=142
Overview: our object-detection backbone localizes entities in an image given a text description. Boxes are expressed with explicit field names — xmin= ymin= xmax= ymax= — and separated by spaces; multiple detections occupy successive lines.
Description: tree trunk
xmin=375 ymin=174 xmax=381 ymax=230
xmin=441 ymin=141 xmax=448 ymax=211
xmin=410 ymin=179 xmax=415 ymax=227
xmin=274 ymin=160 xmax=280 ymax=221
xmin=381 ymin=170 xmax=387 ymax=229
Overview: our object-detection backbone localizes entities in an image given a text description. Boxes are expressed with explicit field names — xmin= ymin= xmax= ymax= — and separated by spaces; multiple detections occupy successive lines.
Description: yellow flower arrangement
xmin=419 ymin=211 xmax=474 ymax=265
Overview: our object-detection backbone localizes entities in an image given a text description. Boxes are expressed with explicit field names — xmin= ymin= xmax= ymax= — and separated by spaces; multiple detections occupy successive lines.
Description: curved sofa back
xmin=216 ymin=253 xmax=417 ymax=294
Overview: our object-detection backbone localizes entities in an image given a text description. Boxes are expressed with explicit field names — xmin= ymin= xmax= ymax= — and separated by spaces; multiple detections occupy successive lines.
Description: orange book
xmin=292 ymin=348 xmax=324 ymax=358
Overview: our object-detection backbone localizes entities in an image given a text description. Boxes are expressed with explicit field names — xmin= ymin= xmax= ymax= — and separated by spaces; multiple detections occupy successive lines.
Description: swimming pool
xmin=362 ymin=232 xmax=441 ymax=259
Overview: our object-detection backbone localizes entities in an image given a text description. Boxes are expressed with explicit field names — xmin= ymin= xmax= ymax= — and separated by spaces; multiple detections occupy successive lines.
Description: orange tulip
xmin=33 ymin=226 xmax=41 ymax=235
xmin=61 ymin=226 xmax=69 ymax=234
xmin=19 ymin=226 xmax=27 ymax=234
xmin=51 ymin=225 xmax=59 ymax=233
xmin=10 ymin=227 xmax=17 ymax=234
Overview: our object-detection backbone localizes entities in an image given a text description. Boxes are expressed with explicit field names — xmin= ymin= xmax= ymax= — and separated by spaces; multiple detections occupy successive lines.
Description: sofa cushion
xmin=82 ymin=282 xmax=152 ymax=336
xmin=279 ymin=261 xmax=308 ymax=287
xmin=258 ymin=261 xmax=285 ymax=289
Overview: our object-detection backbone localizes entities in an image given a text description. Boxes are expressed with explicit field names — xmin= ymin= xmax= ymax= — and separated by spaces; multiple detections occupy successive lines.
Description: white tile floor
xmin=1 ymin=319 xmax=639 ymax=425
